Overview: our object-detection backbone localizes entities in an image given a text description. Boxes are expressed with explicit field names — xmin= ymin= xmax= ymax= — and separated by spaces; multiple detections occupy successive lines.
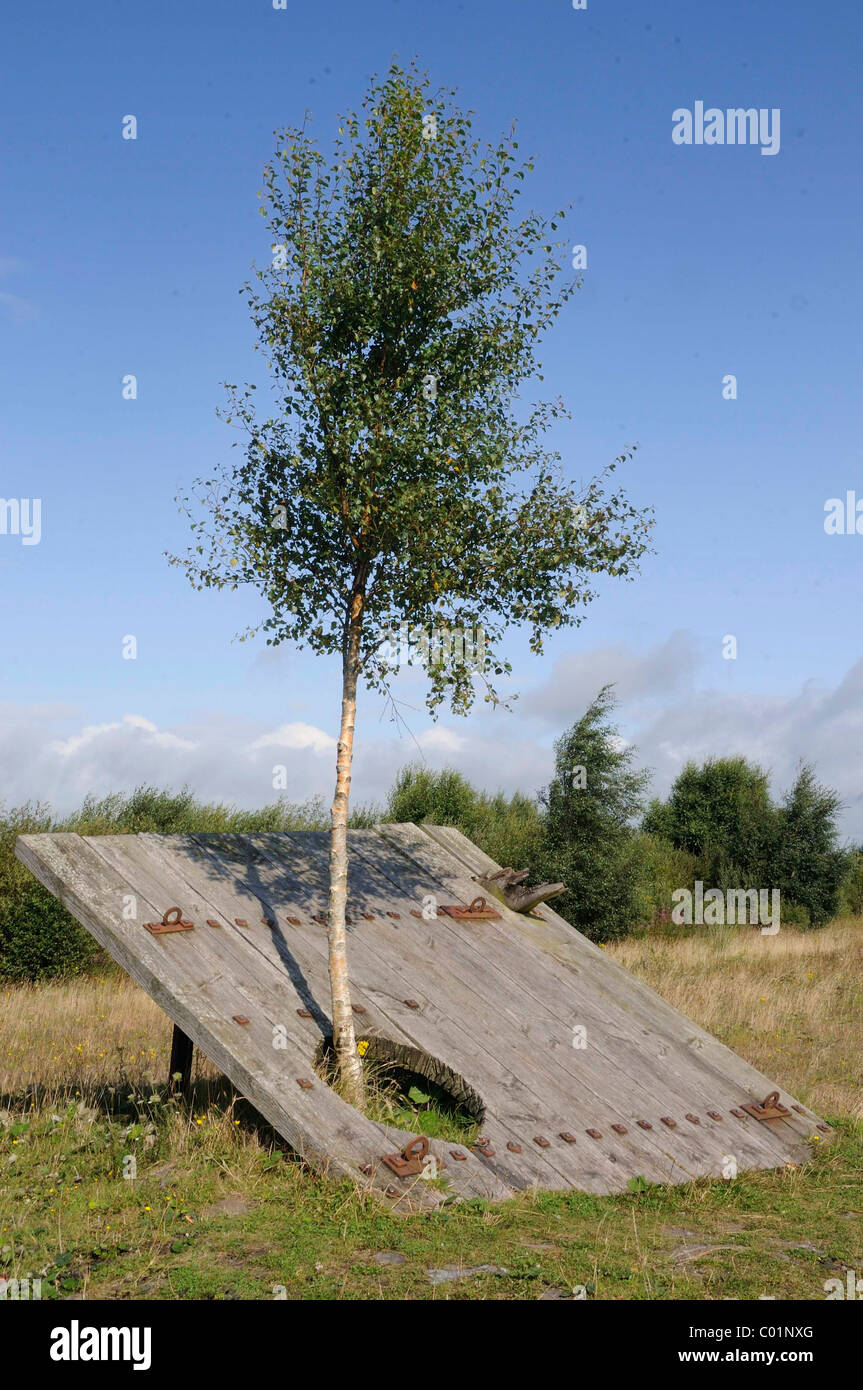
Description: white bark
xmin=327 ymin=590 xmax=365 ymax=1107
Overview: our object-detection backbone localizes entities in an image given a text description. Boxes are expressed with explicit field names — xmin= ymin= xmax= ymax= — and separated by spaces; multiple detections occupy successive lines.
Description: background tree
xmin=642 ymin=755 xmax=774 ymax=891
xmin=538 ymin=686 xmax=650 ymax=941
xmin=171 ymin=62 xmax=653 ymax=1105
xmin=772 ymin=763 xmax=848 ymax=927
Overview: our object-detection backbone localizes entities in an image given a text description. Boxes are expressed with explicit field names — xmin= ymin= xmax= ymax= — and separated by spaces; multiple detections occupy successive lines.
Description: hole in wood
xmin=314 ymin=1034 xmax=485 ymax=1138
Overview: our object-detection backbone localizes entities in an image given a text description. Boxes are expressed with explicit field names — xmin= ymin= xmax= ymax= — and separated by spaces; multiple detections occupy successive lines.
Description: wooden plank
xmin=419 ymin=824 xmax=825 ymax=1151
xmin=15 ymin=825 xmax=827 ymax=1201
xmin=384 ymin=822 xmax=815 ymax=1173
xmin=359 ymin=826 xmax=790 ymax=1178
xmin=15 ymin=834 xmax=452 ymax=1210
xmin=254 ymin=830 xmax=703 ymax=1190
xmin=121 ymin=831 xmax=509 ymax=1203
xmin=213 ymin=831 xmax=607 ymax=1192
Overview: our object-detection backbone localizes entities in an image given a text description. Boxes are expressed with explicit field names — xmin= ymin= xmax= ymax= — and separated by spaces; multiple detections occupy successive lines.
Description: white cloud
xmin=249 ymin=722 xmax=336 ymax=755
xmin=50 ymin=715 xmax=197 ymax=759
xmin=417 ymin=726 xmax=468 ymax=754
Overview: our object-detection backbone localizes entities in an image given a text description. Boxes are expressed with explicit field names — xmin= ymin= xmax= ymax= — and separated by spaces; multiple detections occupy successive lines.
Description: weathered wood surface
xmin=15 ymin=825 xmax=831 ymax=1204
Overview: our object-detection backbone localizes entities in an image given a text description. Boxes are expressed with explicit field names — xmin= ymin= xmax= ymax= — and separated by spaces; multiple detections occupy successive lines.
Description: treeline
xmin=2 ymin=690 xmax=860 ymax=979
xmin=391 ymin=688 xmax=859 ymax=939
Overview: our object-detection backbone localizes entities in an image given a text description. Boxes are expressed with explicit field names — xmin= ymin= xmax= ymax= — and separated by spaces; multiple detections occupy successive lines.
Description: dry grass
xmin=1 ymin=971 xmax=219 ymax=1100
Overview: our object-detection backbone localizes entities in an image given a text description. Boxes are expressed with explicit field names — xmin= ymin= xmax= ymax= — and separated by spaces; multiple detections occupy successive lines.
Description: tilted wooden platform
xmin=16 ymin=825 xmax=832 ymax=1210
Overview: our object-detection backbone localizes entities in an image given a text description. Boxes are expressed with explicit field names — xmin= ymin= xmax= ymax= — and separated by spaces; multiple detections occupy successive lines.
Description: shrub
xmin=840 ymin=849 xmax=863 ymax=916
xmin=630 ymin=832 xmax=702 ymax=928
xmin=384 ymin=764 xmax=544 ymax=872
xmin=0 ymin=802 xmax=100 ymax=981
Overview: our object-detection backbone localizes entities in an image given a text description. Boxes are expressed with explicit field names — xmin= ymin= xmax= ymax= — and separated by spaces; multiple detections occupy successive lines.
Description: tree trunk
xmin=327 ymin=589 xmax=365 ymax=1108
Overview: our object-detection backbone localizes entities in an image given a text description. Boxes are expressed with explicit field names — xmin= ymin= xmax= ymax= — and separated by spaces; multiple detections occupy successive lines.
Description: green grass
xmin=2 ymin=1086 xmax=859 ymax=1301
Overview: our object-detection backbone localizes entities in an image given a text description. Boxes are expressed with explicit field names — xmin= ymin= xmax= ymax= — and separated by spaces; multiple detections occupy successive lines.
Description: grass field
xmin=1 ymin=920 xmax=861 ymax=1301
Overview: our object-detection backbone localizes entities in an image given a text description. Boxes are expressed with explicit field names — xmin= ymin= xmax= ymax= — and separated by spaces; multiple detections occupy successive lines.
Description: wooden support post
xmin=168 ymin=1024 xmax=194 ymax=1099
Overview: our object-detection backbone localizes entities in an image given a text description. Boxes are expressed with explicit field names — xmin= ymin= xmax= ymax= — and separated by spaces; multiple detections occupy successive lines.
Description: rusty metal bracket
xmin=450 ymin=1149 xmax=467 ymax=1161
xmin=586 ymin=1128 xmax=603 ymax=1140
xmin=741 ymin=1090 xmax=789 ymax=1122
xmin=661 ymin=1116 xmax=677 ymax=1129
xmin=533 ymin=1136 xmax=550 ymax=1147
xmin=611 ymin=1124 xmax=628 ymax=1135
xmin=403 ymin=999 xmax=421 ymax=1010
xmin=439 ymin=896 xmax=501 ymax=921
xmin=144 ymin=907 xmax=194 ymax=935
xmin=685 ymin=1114 xmax=701 ymax=1125
xmin=507 ymin=1141 xmax=522 ymax=1153
xmin=637 ymin=1119 xmax=653 ymax=1130
xmin=559 ymin=1132 xmax=577 ymax=1144
xmin=380 ymin=1135 xmax=429 ymax=1179
xmin=205 ymin=918 xmax=222 ymax=929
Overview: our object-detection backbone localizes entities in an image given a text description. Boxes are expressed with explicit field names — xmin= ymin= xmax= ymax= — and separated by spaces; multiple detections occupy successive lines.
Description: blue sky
xmin=2 ymin=0 xmax=862 ymax=832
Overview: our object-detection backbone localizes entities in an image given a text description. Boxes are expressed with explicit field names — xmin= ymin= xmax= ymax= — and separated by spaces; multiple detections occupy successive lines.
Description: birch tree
xmin=171 ymin=62 xmax=653 ymax=1107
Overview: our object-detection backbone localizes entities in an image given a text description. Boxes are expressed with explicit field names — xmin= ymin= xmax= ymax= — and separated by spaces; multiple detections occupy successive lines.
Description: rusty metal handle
xmin=162 ymin=907 xmax=183 ymax=926
xmin=403 ymin=1135 xmax=429 ymax=1161
xmin=468 ymin=897 xmax=488 ymax=914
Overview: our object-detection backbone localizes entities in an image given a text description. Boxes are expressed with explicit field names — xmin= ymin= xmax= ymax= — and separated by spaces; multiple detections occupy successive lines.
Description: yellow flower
xmin=357 ymin=1039 xmax=369 ymax=1057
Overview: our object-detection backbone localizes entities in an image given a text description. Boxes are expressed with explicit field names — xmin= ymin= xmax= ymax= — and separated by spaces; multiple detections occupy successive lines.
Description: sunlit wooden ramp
xmin=16 ymin=825 xmax=832 ymax=1210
